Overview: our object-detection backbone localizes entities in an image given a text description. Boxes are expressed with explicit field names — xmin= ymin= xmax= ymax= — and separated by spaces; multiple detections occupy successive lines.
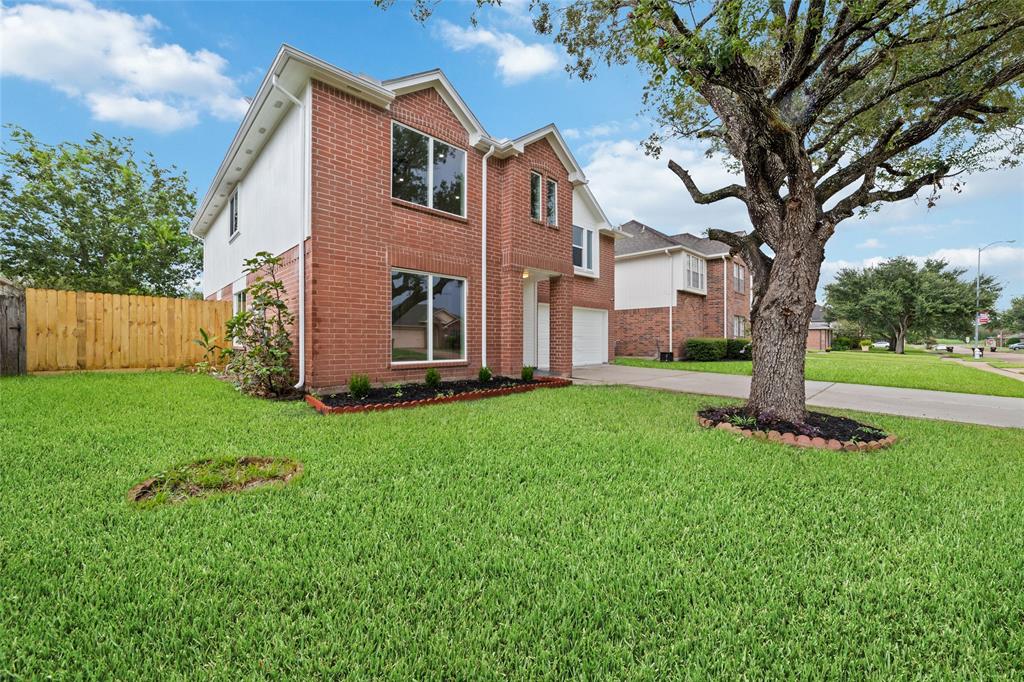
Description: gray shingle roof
xmin=615 ymin=219 xmax=736 ymax=257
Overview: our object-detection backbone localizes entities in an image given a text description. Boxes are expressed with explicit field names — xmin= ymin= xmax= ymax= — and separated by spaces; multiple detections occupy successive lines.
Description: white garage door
xmin=535 ymin=304 xmax=608 ymax=368
xmin=572 ymin=307 xmax=608 ymax=366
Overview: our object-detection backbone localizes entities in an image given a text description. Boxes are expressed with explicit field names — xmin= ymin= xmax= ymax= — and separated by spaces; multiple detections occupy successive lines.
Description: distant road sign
xmin=978 ymin=311 xmax=990 ymax=324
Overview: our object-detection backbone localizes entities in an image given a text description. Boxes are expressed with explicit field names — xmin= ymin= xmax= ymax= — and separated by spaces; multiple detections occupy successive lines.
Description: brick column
xmin=497 ymin=265 xmax=524 ymax=377
xmin=548 ymin=274 xmax=574 ymax=376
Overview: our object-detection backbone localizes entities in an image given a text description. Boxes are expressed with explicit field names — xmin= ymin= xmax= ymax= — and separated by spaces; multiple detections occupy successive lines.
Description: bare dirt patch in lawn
xmin=128 ymin=457 xmax=302 ymax=505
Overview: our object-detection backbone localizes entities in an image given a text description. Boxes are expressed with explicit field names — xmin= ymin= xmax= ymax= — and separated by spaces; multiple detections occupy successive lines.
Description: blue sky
xmin=2 ymin=0 xmax=1021 ymax=307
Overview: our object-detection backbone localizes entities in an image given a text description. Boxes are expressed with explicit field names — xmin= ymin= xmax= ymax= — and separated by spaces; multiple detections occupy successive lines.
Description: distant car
xmin=1010 ymin=342 xmax=1024 ymax=351
xmin=872 ymin=340 xmax=890 ymax=349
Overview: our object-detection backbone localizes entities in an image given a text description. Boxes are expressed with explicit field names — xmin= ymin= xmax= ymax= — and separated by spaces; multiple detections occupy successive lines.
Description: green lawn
xmin=617 ymin=349 xmax=1024 ymax=398
xmin=2 ymin=372 xmax=1023 ymax=678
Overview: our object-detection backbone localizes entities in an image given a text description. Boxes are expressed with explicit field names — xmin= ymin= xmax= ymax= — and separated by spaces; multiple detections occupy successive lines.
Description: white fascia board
xmin=190 ymin=44 xmax=394 ymax=237
xmin=615 ymin=245 xmax=687 ymax=261
xmin=383 ymin=69 xmax=489 ymax=141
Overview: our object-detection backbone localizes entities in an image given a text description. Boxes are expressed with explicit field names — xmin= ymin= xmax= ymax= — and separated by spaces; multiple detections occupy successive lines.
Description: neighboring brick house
xmin=614 ymin=220 xmax=751 ymax=358
xmin=806 ymin=305 xmax=835 ymax=350
xmin=192 ymin=45 xmax=623 ymax=391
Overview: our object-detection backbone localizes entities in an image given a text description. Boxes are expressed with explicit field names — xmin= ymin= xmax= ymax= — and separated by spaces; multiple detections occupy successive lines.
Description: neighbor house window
xmin=686 ymin=255 xmax=706 ymax=291
xmin=233 ymin=289 xmax=247 ymax=314
xmin=545 ymin=179 xmax=558 ymax=226
xmin=228 ymin=191 xmax=239 ymax=238
xmin=391 ymin=122 xmax=466 ymax=217
xmin=733 ymin=262 xmax=745 ymax=293
xmin=391 ymin=269 xmax=466 ymax=363
xmin=530 ymin=172 xmax=542 ymax=220
xmin=733 ymin=315 xmax=746 ymax=338
xmin=573 ymin=225 xmax=594 ymax=272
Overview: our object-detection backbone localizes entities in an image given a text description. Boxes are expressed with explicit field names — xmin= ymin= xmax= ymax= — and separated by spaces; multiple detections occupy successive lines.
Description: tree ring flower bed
xmin=697 ymin=406 xmax=896 ymax=451
xmin=306 ymin=376 xmax=572 ymax=414
xmin=128 ymin=457 xmax=303 ymax=505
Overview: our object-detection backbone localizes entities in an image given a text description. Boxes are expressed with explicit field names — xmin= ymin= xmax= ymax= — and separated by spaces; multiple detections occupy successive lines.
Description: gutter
xmin=271 ymin=74 xmax=308 ymax=391
xmin=480 ymin=145 xmax=495 ymax=368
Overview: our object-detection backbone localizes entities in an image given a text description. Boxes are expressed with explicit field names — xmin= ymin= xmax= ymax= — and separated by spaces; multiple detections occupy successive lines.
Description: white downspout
xmin=723 ymin=257 xmax=729 ymax=338
xmin=480 ymin=145 xmax=495 ymax=368
xmin=272 ymin=74 xmax=308 ymax=390
xmin=665 ymin=249 xmax=673 ymax=355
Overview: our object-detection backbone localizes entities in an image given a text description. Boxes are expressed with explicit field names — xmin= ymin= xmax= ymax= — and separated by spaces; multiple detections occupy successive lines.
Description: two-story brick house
xmin=614 ymin=220 xmax=751 ymax=358
xmin=193 ymin=45 xmax=623 ymax=391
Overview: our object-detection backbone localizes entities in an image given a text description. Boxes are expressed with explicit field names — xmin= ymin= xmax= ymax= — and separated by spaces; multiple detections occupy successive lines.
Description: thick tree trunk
xmin=894 ymin=330 xmax=906 ymax=354
xmin=747 ymin=240 xmax=825 ymax=423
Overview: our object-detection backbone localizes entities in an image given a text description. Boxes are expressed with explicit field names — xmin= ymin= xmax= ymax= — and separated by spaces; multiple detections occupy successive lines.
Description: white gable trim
xmin=382 ymin=70 xmax=489 ymax=143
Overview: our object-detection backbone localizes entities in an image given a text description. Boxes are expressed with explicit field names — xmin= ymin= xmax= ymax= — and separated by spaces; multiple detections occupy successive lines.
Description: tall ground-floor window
xmin=391 ymin=269 xmax=466 ymax=363
xmin=732 ymin=315 xmax=746 ymax=338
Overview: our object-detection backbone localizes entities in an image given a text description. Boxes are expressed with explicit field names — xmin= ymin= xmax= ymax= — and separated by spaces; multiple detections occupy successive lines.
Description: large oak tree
xmin=390 ymin=0 xmax=1024 ymax=422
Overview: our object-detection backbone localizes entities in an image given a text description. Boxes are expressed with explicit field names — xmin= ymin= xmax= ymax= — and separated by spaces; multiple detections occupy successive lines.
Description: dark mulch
xmin=698 ymin=406 xmax=887 ymax=442
xmin=319 ymin=377 xmax=540 ymax=408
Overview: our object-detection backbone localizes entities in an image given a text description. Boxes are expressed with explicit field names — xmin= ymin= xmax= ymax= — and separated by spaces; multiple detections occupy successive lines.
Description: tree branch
xmin=667 ymin=160 xmax=748 ymax=204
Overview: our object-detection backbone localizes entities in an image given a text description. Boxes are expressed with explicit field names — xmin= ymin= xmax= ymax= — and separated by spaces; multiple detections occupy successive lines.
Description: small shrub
xmin=725 ymin=338 xmax=752 ymax=359
xmin=1007 ymin=337 xmax=1020 ymax=346
xmin=685 ymin=337 xmax=727 ymax=361
xmin=831 ymin=336 xmax=854 ymax=351
xmin=425 ymin=368 xmax=442 ymax=388
xmin=521 ymin=366 xmax=535 ymax=381
xmin=478 ymin=366 xmax=492 ymax=382
xmin=348 ymin=374 xmax=371 ymax=399
xmin=193 ymin=327 xmax=222 ymax=368
xmin=728 ymin=413 xmax=758 ymax=429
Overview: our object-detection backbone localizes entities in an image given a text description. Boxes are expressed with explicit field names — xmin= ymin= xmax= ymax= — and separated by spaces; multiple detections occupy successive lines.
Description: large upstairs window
xmin=391 ymin=122 xmax=466 ymax=217
xmin=686 ymin=255 xmax=706 ymax=291
xmin=573 ymin=225 xmax=594 ymax=272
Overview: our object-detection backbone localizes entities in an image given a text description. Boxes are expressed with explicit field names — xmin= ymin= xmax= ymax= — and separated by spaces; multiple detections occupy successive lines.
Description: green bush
xmin=521 ymin=366 xmax=535 ymax=381
xmin=348 ymin=374 xmax=371 ymax=399
xmin=725 ymin=338 xmax=752 ymax=359
xmin=478 ymin=366 xmax=492 ymax=382
xmin=425 ymin=368 xmax=442 ymax=388
xmin=831 ymin=336 xmax=855 ymax=351
xmin=684 ymin=337 xmax=728 ymax=361
xmin=1007 ymin=337 xmax=1020 ymax=346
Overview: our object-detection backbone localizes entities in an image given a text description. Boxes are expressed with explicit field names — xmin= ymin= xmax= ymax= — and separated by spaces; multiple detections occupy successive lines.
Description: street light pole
xmin=975 ymin=239 xmax=1017 ymax=347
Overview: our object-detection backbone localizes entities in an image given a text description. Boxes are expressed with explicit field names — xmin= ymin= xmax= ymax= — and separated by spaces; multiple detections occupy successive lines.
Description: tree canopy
xmin=0 ymin=126 xmax=200 ymax=297
xmin=824 ymin=256 xmax=1001 ymax=350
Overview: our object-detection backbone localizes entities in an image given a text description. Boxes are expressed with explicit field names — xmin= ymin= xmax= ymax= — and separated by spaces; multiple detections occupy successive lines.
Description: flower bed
xmin=697 ymin=406 xmax=896 ymax=451
xmin=306 ymin=375 xmax=572 ymax=414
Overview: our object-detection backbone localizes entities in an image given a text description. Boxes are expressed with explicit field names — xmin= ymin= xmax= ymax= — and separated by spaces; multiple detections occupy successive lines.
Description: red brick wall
xmin=806 ymin=328 xmax=832 ymax=350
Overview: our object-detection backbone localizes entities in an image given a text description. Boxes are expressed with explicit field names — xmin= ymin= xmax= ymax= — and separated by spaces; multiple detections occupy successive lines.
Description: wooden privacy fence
xmin=24 ymin=288 xmax=232 ymax=372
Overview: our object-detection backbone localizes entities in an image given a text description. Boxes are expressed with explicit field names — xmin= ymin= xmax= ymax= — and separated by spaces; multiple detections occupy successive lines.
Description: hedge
xmin=1007 ymin=337 xmax=1020 ymax=346
xmin=831 ymin=336 xmax=855 ymax=351
xmin=684 ymin=337 xmax=727 ymax=361
xmin=726 ymin=338 xmax=752 ymax=359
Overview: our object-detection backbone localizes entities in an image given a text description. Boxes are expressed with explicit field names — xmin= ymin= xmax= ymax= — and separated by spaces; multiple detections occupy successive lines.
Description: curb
xmin=696 ymin=414 xmax=897 ymax=451
xmin=306 ymin=376 xmax=573 ymax=415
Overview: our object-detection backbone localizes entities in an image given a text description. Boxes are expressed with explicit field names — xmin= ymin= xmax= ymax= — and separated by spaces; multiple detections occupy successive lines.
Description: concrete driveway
xmin=572 ymin=364 xmax=1024 ymax=429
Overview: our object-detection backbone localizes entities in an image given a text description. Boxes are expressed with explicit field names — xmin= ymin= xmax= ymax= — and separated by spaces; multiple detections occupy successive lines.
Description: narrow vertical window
xmin=229 ymin=191 xmax=239 ymax=238
xmin=545 ymin=179 xmax=557 ymax=226
xmin=432 ymin=140 xmax=465 ymax=216
xmin=530 ymin=172 xmax=542 ymax=220
xmin=573 ymin=226 xmax=595 ymax=271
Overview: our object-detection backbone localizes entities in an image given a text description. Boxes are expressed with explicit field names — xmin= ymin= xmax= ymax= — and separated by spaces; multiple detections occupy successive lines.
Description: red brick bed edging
xmin=696 ymin=415 xmax=897 ymax=451
xmin=305 ymin=376 xmax=573 ymax=415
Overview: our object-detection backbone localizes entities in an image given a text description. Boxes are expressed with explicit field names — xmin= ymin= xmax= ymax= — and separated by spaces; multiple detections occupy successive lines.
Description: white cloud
xmin=583 ymin=137 xmax=749 ymax=233
xmin=436 ymin=20 xmax=559 ymax=84
xmin=857 ymin=238 xmax=883 ymax=249
xmin=0 ymin=0 xmax=249 ymax=132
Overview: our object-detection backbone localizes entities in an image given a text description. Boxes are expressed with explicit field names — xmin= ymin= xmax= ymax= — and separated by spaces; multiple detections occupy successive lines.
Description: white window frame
xmin=530 ymin=172 xmax=542 ymax=221
xmin=733 ymin=262 xmax=745 ymax=293
xmin=686 ymin=254 xmax=706 ymax=292
xmin=390 ymin=268 xmax=468 ymax=365
xmin=733 ymin=315 xmax=746 ymax=338
xmin=545 ymin=178 xmax=558 ymax=227
xmin=228 ymin=190 xmax=239 ymax=241
xmin=232 ymin=288 xmax=247 ymax=347
xmin=390 ymin=122 xmax=467 ymax=218
xmin=573 ymin=225 xmax=598 ymax=276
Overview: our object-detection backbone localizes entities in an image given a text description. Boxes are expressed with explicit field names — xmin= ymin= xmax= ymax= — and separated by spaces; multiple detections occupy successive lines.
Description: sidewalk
xmin=571 ymin=364 xmax=1024 ymax=429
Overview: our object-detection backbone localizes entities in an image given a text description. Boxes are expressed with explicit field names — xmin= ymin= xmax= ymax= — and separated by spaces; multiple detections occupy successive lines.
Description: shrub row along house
xmin=613 ymin=220 xmax=752 ymax=358
xmin=194 ymin=45 xmax=624 ymax=391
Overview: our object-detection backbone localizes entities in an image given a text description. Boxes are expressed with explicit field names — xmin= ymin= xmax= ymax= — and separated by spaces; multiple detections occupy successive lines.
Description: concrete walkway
xmin=572 ymin=364 xmax=1024 ymax=429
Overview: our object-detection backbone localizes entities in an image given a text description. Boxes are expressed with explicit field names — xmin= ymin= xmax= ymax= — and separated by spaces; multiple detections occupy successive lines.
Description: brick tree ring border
xmin=305 ymin=376 xmax=573 ymax=415
xmin=696 ymin=414 xmax=898 ymax=451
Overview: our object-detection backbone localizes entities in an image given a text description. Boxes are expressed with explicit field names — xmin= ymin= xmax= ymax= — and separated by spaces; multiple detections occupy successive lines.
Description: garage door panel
xmin=572 ymin=307 xmax=607 ymax=366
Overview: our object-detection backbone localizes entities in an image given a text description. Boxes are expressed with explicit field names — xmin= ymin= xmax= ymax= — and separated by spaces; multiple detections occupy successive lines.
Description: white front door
xmin=537 ymin=303 xmax=550 ymax=370
xmin=522 ymin=279 xmax=537 ymax=367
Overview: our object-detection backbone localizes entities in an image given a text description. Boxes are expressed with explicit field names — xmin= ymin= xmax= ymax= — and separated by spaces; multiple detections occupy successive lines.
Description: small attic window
xmin=228 ymin=191 xmax=239 ymax=239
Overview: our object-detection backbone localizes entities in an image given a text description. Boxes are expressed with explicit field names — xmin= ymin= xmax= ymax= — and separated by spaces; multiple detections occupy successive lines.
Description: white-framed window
xmin=572 ymin=225 xmax=595 ymax=272
xmin=733 ymin=262 xmax=745 ymax=293
xmin=228 ymin=191 xmax=239 ymax=239
xmin=233 ymin=289 xmax=247 ymax=314
xmin=530 ymin=172 xmax=542 ymax=221
xmin=391 ymin=269 xmax=466 ymax=363
xmin=545 ymin=178 xmax=558 ymax=226
xmin=686 ymin=255 xmax=706 ymax=291
xmin=391 ymin=122 xmax=466 ymax=217
xmin=732 ymin=315 xmax=746 ymax=338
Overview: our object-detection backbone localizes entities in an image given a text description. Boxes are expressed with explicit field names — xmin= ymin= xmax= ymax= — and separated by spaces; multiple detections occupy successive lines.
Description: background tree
xmin=0 ymin=125 xmax=199 ymax=296
xmin=824 ymin=257 xmax=1000 ymax=352
xmin=388 ymin=0 xmax=1024 ymax=422
xmin=999 ymin=296 xmax=1024 ymax=333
